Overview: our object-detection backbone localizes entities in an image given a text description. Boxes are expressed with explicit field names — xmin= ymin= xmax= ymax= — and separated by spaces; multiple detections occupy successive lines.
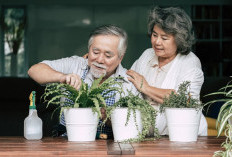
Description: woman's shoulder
xmin=142 ymin=48 xmax=154 ymax=56
xmin=136 ymin=48 xmax=155 ymax=61
xmin=180 ymin=52 xmax=201 ymax=63
xmin=178 ymin=52 xmax=202 ymax=69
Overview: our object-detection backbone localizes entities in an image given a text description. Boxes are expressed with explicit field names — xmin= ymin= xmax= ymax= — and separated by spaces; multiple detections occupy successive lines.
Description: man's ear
xmin=119 ymin=54 xmax=124 ymax=62
xmin=83 ymin=53 xmax=88 ymax=59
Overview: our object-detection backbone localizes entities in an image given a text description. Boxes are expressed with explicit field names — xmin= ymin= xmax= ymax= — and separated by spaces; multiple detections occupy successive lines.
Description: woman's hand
xmin=127 ymin=69 xmax=175 ymax=104
xmin=127 ymin=69 xmax=149 ymax=93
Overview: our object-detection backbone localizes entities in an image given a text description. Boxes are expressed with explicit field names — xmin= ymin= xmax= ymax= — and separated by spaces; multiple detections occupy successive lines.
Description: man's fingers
xmin=74 ymin=79 xmax=81 ymax=90
xmin=70 ymin=76 xmax=76 ymax=86
xmin=60 ymin=74 xmax=82 ymax=90
xmin=70 ymin=74 xmax=81 ymax=90
xmin=65 ymin=76 xmax=71 ymax=84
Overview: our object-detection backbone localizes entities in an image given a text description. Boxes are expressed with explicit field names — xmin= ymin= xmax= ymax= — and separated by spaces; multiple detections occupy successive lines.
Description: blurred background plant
xmin=3 ymin=8 xmax=26 ymax=76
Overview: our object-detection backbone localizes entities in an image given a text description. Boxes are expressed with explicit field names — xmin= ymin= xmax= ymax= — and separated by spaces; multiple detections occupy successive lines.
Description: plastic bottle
xmin=24 ymin=91 xmax=43 ymax=140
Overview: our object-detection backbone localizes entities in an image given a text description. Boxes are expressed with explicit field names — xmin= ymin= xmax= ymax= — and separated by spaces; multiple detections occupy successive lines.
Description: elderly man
xmin=28 ymin=25 xmax=138 ymax=139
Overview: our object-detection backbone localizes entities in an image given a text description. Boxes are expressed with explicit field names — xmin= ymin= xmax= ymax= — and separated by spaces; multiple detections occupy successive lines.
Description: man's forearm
xmin=28 ymin=63 xmax=63 ymax=85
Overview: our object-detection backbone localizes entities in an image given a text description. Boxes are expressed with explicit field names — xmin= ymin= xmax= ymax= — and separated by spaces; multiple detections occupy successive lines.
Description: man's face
xmin=88 ymin=35 xmax=123 ymax=79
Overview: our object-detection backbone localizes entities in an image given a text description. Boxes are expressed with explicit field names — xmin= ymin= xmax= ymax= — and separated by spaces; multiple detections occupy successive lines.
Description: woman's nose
xmin=155 ymin=37 xmax=161 ymax=45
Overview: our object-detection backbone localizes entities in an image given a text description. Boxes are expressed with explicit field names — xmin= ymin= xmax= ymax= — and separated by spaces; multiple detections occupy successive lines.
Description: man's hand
xmin=59 ymin=73 xmax=82 ymax=90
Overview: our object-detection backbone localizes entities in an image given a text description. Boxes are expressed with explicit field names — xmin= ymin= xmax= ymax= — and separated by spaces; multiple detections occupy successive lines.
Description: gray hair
xmin=88 ymin=25 xmax=128 ymax=58
xmin=148 ymin=6 xmax=195 ymax=55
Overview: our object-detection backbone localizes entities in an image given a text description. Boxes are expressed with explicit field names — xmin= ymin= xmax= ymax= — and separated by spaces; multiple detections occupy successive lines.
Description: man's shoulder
xmin=65 ymin=56 xmax=88 ymax=66
xmin=116 ymin=64 xmax=138 ymax=92
xmin=69 ymin=55 xmax=87 ymax=61
xmin=115 ymin=64 xmax=128 ymax=80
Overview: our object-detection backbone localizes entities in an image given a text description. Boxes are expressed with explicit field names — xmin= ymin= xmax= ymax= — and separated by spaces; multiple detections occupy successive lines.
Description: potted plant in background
xmin=160 ymin=81 xmax=203 ymax=142
xmin=42 ymin=76 xmax=123 ymax=142
xmin=105 ymin=91 xmax=160 ymax=142
xmin=205 ymin=79 xmax=232 ymax=156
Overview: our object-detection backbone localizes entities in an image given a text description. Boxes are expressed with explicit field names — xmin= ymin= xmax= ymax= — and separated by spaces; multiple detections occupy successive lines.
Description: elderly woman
xmin=127 ymin=6 xmax=207 ymax=136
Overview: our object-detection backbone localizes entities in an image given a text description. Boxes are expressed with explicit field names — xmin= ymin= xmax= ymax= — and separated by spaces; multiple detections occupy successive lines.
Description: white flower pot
xmin=165 ymin=108 xmax=201 ymax=142
xmin=64 ymin=108 xmax=98 ymax=141
xmin=111 ymin=108 xmax=142 ymax=142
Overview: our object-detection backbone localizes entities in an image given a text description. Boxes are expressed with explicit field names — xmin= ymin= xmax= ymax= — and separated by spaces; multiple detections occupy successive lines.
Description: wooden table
xmin=0 ymin=136 xmax=225 ymax=157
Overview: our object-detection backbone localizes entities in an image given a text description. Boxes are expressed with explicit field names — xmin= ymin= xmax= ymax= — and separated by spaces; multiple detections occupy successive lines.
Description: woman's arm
xmin=127 ymin=69 xmax=174 ymax=104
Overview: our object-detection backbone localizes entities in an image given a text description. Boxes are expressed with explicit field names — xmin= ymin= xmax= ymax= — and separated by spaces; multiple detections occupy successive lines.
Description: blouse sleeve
xmin=176 ymin=56 xmax=204 ymax=99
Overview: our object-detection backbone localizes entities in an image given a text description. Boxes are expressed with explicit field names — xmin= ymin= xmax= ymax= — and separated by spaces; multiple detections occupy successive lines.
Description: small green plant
xmin=213 ymin=124 xmax=232 ymax=157
xmin=160 ymin=81 xmax=202 ymax=112
xmin=105 ymin=91 xmax=160 ymax=143
xmin=42 ymin=76 xmax=123 ymax=119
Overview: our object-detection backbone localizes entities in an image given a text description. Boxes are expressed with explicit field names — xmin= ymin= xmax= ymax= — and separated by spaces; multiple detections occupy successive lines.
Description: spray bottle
xmin=24 ymin=91 xmax=43 ymax=140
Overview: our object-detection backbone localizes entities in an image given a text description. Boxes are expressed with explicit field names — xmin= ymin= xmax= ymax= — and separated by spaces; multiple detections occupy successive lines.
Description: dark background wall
xmin=1 ymin=0 xmax=231 ymax=73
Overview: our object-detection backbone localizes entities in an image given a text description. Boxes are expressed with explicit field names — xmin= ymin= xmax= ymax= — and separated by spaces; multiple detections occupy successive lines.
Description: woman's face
xmin=151 ymin=25 xmax=177 ymax=61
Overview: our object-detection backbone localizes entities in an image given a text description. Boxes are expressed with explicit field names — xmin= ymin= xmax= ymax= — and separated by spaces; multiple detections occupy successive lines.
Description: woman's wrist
xmin=140 ymin=83 xmax=149 ymax=95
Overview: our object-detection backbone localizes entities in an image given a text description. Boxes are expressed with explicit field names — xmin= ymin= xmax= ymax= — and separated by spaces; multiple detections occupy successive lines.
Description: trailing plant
xmin=42 ymin=76 xmax=124 ymax=119
xmin=204 ymin=80 xmax=232 ymax=136
xmin=213 ymin=124 xmax=232 ymax=157
xmin=105 ymin=91 xmax=160 ymax=143
xmin=160 ymin=81 xmax=202 ymax=112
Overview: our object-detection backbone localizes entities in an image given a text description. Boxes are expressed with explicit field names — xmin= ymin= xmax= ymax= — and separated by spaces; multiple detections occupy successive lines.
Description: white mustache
xmin=92 ymin=62 xmax=107 ymax=70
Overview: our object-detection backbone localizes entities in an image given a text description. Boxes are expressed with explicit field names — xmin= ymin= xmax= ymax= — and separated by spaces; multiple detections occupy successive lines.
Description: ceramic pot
xmin=64 ymin=108 xmax=98 ymax=141
xmin=165 ymin=108 xmax=201 ymax=142
xmin=111 ymin=108 xmax=142 ymax=142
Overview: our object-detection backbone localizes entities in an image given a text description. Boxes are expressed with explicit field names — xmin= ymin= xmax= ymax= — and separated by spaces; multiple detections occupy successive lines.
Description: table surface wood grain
xmin=0 ymin=136 xmax=225 ymax=157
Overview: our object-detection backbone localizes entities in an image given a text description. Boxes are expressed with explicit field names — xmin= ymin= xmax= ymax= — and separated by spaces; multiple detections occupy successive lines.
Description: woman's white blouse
xmin=131 ymin=48 xmax=207 ymax=136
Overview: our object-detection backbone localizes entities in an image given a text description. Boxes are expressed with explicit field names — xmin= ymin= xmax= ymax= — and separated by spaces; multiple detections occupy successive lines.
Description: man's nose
xmin=96 ymin=54 xmax=104 ymax=63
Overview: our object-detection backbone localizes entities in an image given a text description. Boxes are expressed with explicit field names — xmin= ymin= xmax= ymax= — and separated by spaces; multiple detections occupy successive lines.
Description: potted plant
xmin=205 ymin=79 xmax=232 ymax=156
xmin=160 ymin=81 xmax=203 ymax=142
xmin=105 ymin=91 xmax=160 ymax=142
xmin=42 ymin=76 xmax=123 ymax=141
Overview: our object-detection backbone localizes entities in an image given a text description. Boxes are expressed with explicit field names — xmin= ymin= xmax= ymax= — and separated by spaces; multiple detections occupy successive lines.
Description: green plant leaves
xmin=160 ymin=81 xmax=202 ymax=112
xmin=205 ymin=79 xmax=232 ymax=156
xmin=205 ymin=79 xmax=232 ymax=137
xmin=42 ymin=76 xmax=124 ymax=119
